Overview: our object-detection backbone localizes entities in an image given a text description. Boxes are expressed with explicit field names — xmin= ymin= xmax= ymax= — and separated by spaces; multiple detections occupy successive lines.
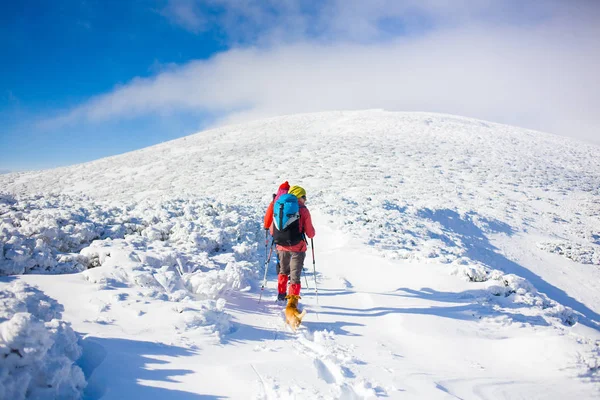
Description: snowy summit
xmin=1 ymin=110 xmax=599 ymax=399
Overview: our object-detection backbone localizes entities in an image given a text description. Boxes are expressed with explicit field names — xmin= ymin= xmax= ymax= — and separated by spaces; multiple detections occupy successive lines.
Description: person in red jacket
xmin=264 ymin=181 xmax=290 ymax=291
xmin=269 ymin=185 xmax=315 ymax=301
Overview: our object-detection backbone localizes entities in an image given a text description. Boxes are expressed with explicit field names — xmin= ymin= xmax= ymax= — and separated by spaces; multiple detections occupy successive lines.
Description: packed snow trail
xmin=13 ymin=210 xmax=598 ymax=399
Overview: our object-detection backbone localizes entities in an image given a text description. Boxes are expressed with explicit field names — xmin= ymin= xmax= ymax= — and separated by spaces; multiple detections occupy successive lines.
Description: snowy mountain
xmin=1 ymin=110 xmax=599 ymax=399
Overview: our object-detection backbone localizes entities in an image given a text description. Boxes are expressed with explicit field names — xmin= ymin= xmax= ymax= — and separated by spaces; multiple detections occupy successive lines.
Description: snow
xmin=0 ymin=281 xmax=86 ymax=399
xmin=537 ymin=241 xmax=600 ymax=265
xmin=1 ymin=110 xmax=599 ymax=398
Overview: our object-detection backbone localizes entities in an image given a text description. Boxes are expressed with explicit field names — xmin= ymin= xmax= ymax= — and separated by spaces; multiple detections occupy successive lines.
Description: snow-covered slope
xmin=1 ymin=110 xmax=599 ymax=399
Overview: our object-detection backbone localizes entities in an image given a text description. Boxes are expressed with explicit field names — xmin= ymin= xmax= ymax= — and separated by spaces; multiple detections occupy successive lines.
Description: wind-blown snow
xmin=1 ymin=110 xmax=599 ymax=398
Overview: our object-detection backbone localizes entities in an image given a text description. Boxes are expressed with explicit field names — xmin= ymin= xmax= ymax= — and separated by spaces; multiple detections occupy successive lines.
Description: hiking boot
xmin=277 ymin=293 xmax=287 ymax=302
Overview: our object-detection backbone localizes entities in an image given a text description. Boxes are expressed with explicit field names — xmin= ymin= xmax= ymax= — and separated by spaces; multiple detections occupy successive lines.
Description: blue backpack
xmin=272 ymin=194 xmax=304 ymax=246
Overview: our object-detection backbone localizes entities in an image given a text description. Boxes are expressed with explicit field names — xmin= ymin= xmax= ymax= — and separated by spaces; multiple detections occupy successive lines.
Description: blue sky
xmin=1 ymin=0 xmax=227 ymax=170
xmin=1 ymin=1 xmax=599 ymax=171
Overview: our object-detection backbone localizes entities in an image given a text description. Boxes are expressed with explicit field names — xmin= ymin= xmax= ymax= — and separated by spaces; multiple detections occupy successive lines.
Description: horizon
xmin=4 ymin=109 xmax=596 ymax=174
xmin=2 ymin=0 xmax=599 ymax=172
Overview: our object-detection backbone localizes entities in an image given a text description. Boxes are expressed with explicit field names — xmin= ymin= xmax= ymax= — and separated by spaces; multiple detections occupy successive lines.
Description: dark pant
xmin=277 ymin=250 xmax=306 ymax=296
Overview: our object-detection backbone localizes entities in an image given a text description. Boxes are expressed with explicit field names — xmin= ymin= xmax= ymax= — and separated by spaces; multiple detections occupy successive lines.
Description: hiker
xmin=264 ymin=181 xmax=290 ymax=279
xmin=270 ymin=185 xmax=315 ymax=302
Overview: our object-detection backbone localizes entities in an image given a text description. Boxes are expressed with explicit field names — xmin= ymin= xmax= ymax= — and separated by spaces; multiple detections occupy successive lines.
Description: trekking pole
xmin=302 ymin=267 xmax=309 ymax=289
xmin=259 ymin=239 xmax=274 ymax=303
xmin=302 ymin=235 xmax=309 ymax=289
xmin=264 ymin=229 xmax=269 ymax=265
xmin=310 ymin=238 xmax=319 ymax=305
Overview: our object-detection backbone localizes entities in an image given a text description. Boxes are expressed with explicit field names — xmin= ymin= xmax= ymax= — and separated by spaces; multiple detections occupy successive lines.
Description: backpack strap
xmin=278 ymin=203 xmax=284 ymax=231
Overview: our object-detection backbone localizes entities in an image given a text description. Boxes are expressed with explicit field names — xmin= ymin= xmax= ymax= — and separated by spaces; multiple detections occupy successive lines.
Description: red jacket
xmin=270 ymin=205 xmax=315 ymax=252
xmin=264 ymin=201 xmax=275 ymax=230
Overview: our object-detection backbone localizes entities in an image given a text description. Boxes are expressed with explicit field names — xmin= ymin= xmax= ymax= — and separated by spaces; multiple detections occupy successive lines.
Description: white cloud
xmin=46 ymin=1 xmax=600 ymax=144
xmin=159 ymin=0 xmax=207 ymax=33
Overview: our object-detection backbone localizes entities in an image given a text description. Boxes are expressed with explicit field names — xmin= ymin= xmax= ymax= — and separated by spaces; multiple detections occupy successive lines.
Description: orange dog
xmin=284 ymin=295 xmax=306 ymax=331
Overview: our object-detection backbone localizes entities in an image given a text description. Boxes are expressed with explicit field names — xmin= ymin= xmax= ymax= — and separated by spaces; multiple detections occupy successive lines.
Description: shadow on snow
xmin=78 ymin=335 xmax=225 ymax=400
xmin=418 ymin=208 xmax=600 ymax=330
xmin=319 ymin=290 xmax=547 ymax=328
xmin=224 ymin=290 xmax=365 ymax=342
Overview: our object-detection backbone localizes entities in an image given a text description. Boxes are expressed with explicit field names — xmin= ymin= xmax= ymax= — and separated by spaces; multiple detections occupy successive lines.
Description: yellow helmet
xmin=288 ymin=185 xmax=306 ymax=199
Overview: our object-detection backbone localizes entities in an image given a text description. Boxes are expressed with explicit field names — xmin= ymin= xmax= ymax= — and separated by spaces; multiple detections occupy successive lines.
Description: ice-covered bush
xmin=537 ymin=241 xmax=600 ymax=265
xmin=450 ymin=257 xmax=577 ymax=326
xmin=0 ymin=281 xmax=85 ymax=399
xmin=484 ymin=273 xmax=577 ymax=326
xmin=1 ymin=193 xmax=262 ymax=277
xmin=1 ymin=192 xmax=263 ymax=341
xmin=1 ymin=194 xmax=120 ymax=275
xmin=450 ymin=258 xmax=494 ymax=282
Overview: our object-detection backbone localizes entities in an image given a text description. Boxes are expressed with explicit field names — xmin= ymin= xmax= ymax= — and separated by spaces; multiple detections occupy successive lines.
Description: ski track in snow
xmin=1 ymin=110 xmax=600 ymax=399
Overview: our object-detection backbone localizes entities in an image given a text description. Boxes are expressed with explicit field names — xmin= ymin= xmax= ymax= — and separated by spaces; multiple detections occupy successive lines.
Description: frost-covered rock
xmin=0 ymin=281 xmax=85 ymax=399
